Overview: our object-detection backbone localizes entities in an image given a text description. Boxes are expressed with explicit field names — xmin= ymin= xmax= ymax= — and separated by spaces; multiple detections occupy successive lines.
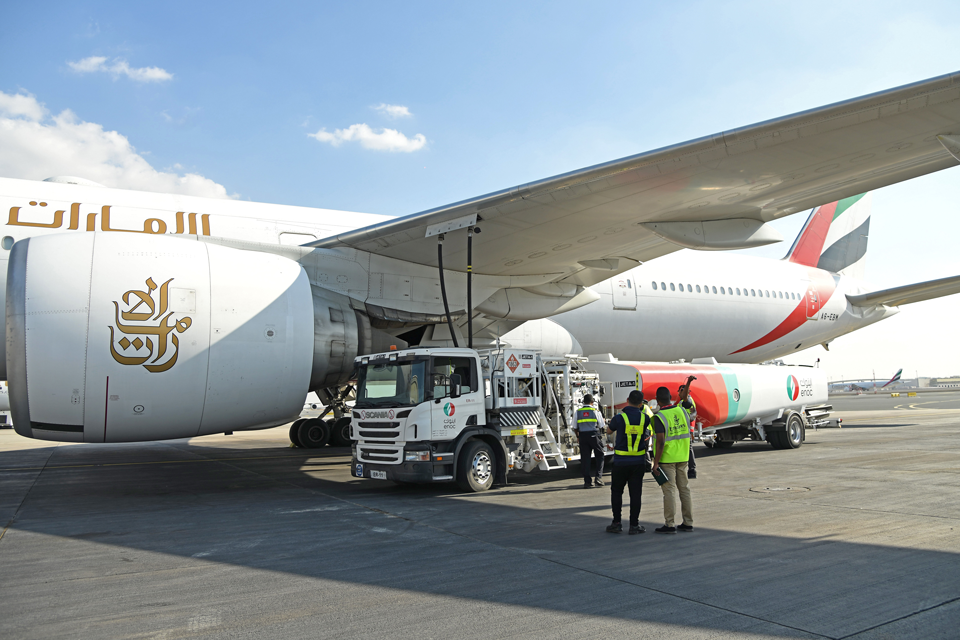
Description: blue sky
xmin=1 ymin=1 xmax=958 ymax=379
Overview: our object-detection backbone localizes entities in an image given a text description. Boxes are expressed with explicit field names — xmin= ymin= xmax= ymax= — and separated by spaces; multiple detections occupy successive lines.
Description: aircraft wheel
xmin=298 ymin=418 xmax=331 ymax=448
xmin=289 ymin=419 xmax=306 ymax=447
xmin=331 ymin=417 xmax=352 ymax=447
xmin=456 ymin=440 xmax=496 ymax=492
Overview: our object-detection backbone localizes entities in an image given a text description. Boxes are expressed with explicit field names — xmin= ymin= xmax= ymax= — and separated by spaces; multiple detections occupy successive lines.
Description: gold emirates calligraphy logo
xmin=109 ymin=278 xmax=192 ymax=373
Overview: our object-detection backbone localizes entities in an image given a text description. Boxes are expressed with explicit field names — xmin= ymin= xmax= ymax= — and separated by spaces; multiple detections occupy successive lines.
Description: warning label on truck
xmin=506 ymin=354 xmax=520 ymax=373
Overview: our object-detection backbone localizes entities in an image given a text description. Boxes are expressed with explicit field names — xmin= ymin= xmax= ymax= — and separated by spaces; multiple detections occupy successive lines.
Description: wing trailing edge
xmin=846 ymin=274 xmax=960 ymax=308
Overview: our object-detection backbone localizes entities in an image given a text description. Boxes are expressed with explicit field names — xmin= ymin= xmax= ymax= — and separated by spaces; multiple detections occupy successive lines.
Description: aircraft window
xmin=696 ymin=285 xmax=701 ymax=293
xmin=652 ymin=281 xmax=658 ymax=290
xmin=719 ymin=287 xmax=725 ymax=294
xmin=711 ymin=286 xmax=716 ymax=294
xmin=687 ymin=284 xmax=693 ymax=292
xmin=779 ymin=291 xmax=783 ymax=299
xmin=751 ymin=289 xmax=756 ymax=296
xmin=678 ymin=283 xmax=684 ymax=291
xmin=661 ymin=281 xmax=666 ymax=290
xmin=627 ymin=280 xmax=632 ymax=289
xmin=765 ymin=290 xmax=770 ymax=298
xmin=670 ymin=283 xmax=675 ymax=291
xmin=736 ymin=288 xmax=740 ymax=295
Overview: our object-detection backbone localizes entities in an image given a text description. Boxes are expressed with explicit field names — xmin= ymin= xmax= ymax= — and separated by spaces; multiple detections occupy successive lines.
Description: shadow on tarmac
xmin=2 ymin=437 xmax=958 ymax=640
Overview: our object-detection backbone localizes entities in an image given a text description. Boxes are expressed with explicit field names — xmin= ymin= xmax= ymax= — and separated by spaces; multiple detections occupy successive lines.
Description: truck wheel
xmin=714 ymin=439 xmax=735 ymax=449
xmin=770 ymin=414 xmax=804 ymax=449
xmin=331 ymin=417 xmax=352 ymax=447
xmin=784 ymin=414 xmax=804 ymax=449
xmin=456 ymin=441 xmax=496 ymax=492
xmin=289 ymin=419 xmax=306 ymax=447
xmin=298 ymin=418 xmax=331 ymax=448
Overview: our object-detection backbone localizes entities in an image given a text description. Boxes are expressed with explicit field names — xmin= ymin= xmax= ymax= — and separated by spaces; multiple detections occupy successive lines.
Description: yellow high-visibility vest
xmin=656 ymin=406 xmax=691 ymax=463
xmin=614 ymin=411 xmax=650 ymax=456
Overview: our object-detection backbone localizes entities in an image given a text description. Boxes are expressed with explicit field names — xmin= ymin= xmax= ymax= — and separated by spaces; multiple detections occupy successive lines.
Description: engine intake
xmin=7 ymin=233 xmax=317 ymax=442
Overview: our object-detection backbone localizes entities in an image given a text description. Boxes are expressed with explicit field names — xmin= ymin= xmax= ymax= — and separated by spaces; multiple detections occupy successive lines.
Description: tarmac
xmin=1 ymin=396 xmax=959 ymax=639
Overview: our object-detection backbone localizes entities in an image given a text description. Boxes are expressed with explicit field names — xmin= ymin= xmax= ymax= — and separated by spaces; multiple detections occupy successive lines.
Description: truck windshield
xmin=355 ymin=359 xmax=427 ymax=408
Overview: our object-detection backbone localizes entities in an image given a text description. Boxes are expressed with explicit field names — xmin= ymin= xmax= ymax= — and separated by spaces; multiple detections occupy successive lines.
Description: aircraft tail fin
xmin=881 ymin=369 xmax=903 ymax=388
xmin=784 ymin=192 xmax=871 ymax=280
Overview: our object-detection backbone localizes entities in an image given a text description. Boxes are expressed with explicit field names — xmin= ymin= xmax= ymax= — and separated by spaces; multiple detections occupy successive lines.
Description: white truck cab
xmin=350 ymin=347 xmax=588 ymax=491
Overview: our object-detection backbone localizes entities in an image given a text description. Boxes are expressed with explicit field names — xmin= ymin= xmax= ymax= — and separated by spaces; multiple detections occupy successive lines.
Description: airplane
xmin=505 ymin=193 xmax=960 ymax=363
xmin=882 ymin=368 xmax=904 ymax=388
xmin=4 ymin=70 xmax=960 ymax=446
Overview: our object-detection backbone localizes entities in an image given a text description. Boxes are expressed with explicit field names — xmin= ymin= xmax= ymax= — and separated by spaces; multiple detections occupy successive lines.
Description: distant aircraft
xmin=881 ymin=368 xmax=904 ymax=388
xmin=507 ymin=193 xmax=960 ymax=363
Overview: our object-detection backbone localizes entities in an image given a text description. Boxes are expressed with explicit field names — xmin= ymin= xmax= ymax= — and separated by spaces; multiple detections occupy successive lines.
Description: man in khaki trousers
xmin=651 ymin=386 xmax=693 ymax=534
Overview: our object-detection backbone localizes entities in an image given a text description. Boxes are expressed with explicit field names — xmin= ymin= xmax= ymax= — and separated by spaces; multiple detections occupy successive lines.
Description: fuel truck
xmin=350 ymin=347 xmax=830 ymax=492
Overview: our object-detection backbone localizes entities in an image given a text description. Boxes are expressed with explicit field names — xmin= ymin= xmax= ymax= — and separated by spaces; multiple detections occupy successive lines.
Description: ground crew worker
xmin=605 ymin=390 xmax=651 ymax=535
xmin=651 ymin=386 xmax=694 ymax=534
xmin=575 ymin=394 xmax=605 ymax=488
xmin=678 ymin=384 xmax=698 ymax=479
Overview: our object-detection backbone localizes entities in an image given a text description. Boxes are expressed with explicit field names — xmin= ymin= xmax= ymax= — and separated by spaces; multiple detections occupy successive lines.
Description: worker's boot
xmin=605 ymin=520 xmax=622 ymax=533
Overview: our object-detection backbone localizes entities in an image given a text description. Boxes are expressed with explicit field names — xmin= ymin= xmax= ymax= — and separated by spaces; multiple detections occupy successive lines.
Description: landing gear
xmin=289 ymin=419 xmax=306 ymax=447
xmin=298 ymin=418 xmax=332 ymax=448
xmin=331 ymin=417 xmax=352 ymax=447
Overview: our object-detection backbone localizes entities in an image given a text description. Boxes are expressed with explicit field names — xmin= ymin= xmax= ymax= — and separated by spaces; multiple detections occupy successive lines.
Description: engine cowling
xmin=6 ymin=233 xmax=327 ymax=442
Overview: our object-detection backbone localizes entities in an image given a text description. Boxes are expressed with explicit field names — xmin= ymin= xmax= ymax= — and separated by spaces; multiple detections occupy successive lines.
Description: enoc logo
xmin=443 ymin=402 xmax=456 ymax=416
xmin=786 ymin=375 xmax=800 ymax=401
xmin=109 ymin=277 xmax=192 ymax=373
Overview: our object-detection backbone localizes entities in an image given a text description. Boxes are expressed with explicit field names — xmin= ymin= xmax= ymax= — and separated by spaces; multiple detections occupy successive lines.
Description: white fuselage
xmin=0 ymin=178 xmax=895 ymax=370
xmin=548 ymin=252 xmax=897 ymax=363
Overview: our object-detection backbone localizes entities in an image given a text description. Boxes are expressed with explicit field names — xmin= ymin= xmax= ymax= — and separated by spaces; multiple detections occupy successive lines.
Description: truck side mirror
xmin=450 ymin=374 xmax=462 ymax=399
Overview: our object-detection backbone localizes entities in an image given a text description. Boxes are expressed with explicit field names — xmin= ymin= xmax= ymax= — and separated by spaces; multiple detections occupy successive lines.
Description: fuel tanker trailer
xmin=587 ymin=355 xmax=831 ymax=450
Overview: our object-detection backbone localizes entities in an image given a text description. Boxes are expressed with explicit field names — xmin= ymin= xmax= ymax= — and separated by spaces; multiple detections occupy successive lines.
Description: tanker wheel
xmin=714 ymin=439 xmax=735 ymax=449
xmin=289 ymin=419 xmax=306 ymax=447
xmin=298 ymin=418 xmax=331 ymax=448
xmin=784 ymin=414 xmax=804 ymax=449
xmin=331 ymin=417 xmax=352 ymax=447
xmin=456 ymin=441 xmax=495 ymax=492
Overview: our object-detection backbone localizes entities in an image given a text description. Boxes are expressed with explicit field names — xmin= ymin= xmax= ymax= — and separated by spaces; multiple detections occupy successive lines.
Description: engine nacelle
xmin=7 ymin=233 xmax=318 ymax=442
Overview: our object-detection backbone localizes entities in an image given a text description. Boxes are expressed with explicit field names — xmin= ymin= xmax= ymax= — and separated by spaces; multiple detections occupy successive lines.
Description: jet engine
xmin=6 ymin=233 xmax=383 ymax=443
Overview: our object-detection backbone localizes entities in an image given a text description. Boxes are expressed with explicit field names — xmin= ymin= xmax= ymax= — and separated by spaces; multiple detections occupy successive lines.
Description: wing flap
xmin=846 ymin=274 xmax=960 ymax=308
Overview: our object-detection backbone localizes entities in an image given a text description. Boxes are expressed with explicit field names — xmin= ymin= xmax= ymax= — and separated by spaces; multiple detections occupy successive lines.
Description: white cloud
xmin=309 ymin=123 xmax=426 ymax=152
xmin=0 ymin=91 xmax=47 ymax=121
xmin=68 ymin=56 xmax=173 ymax=83
xmin=373 ymin=103 xmax=412 ymax=118
xmin=0 ymin=90 xmax=233 ymax=198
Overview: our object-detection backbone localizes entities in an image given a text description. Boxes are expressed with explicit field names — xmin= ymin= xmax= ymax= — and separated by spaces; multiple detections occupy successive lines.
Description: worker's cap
xmin=582 ymin=394 xmax=594 ymax=404
xmin=656 ymin=386 xmax=671 ymax=403
xmin=627 ymin=390 xmax=644 ymax=405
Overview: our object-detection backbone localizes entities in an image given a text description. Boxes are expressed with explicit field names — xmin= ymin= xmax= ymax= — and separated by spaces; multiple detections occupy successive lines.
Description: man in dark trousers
xmin=575 ymin=394 xmax=605 ymax=488
xmin=604 ymin=390 xmax=652 ymax=535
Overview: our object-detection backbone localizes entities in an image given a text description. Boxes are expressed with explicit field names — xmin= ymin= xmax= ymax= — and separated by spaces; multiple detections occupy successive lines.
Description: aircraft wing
xmin=309 ymin=71 xmax=960 ymax=287
xmin=846 ymin=274 xmax=960 ymax=308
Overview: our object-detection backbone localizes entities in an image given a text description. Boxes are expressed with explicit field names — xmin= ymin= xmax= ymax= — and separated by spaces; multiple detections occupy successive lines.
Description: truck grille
xmin=357 ymin=421 xmax=401 ymax=439
xmin=357 ymin=444 xmax=403 ymax=464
